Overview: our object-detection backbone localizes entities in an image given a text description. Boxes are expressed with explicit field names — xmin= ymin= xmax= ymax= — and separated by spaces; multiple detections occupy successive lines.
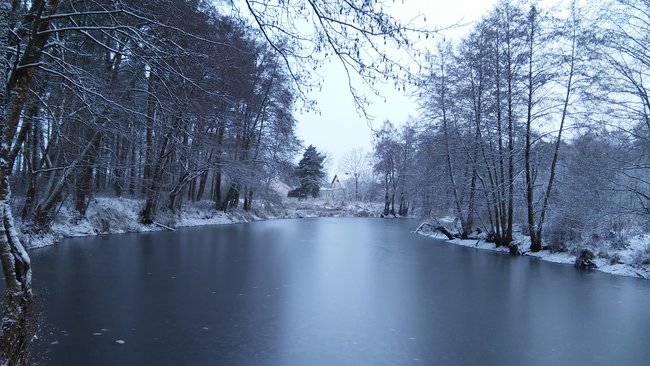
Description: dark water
xmin=16 ymin=218 xmax=650 ymax=364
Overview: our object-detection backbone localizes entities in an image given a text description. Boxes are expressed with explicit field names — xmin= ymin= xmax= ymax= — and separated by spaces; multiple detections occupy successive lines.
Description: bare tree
xmin=589 ymin=0 xmax=650 ymax=221
xmin=339 ymin=148 xmax=370 ymax=202
xmin=240 ymin=0 xmax=438 ymax=115
xmin=415 ymin=0 xmax=602 ymax=250
xmin=373 ymin=121 xmax=399 ymax=215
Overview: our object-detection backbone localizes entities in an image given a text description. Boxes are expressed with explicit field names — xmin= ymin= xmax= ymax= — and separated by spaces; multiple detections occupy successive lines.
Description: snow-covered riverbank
xmin=416 ymin=223 xmax=650 ymax=280
xmin=19 ymin=197 xmax=384 ymax=249
xmin=19 ymin=197 xmax=649 ymax=281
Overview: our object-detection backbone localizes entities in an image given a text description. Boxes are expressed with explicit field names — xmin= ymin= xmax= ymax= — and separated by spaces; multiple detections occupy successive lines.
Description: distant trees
xmin=372 ymin=120 xmax=416 ymax=216
xmin=373 ymin=121 xmax=399 ymax=216
xmin=339 ymin=148 xmax=371 ymax=202
xmin=290 ymin=145 xmax=326 ymax=200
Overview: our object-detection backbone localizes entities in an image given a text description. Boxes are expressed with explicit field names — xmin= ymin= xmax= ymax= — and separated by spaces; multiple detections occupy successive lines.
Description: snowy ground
xmin=19 ymin=197 xmax=384 ymax=249
xmin=416 ymin=220 xmax=650 ymax=280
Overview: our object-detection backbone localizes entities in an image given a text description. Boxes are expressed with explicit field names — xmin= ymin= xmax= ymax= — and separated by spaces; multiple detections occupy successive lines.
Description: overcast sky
xmin=295 ymin=0 xmax=498 ymax=173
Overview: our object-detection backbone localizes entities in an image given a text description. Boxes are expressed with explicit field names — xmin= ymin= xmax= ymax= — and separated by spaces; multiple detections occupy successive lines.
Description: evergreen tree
xmin=292 ymin=145 xmax=326 ymax=199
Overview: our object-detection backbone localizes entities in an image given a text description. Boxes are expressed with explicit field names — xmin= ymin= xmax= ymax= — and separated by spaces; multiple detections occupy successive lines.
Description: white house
xmin=321 ymin=174 xmax=345 ymax=204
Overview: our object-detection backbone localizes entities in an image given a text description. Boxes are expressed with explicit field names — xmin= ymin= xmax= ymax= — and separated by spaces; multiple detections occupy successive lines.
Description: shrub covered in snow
xmin=608 ymin=253 xmax=622 ymax=265
xmin=633 ymin=245 xmax=650 ymax=266
xmin=574 ymin=249 xmax=597 ymax=270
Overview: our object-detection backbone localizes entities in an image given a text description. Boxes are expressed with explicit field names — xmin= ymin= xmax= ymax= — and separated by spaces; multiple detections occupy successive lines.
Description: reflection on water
xmin=19 ymin=218 xmax=650 ymax=365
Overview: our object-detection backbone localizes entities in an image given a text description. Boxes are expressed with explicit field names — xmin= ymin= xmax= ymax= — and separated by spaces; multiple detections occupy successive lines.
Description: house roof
xmin=331 ymin=174 xmax=340 ymax=185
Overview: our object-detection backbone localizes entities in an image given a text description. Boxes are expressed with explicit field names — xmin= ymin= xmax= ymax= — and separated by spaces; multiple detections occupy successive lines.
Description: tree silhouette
xmin=291 ymin=145 xmax=326 ymax=199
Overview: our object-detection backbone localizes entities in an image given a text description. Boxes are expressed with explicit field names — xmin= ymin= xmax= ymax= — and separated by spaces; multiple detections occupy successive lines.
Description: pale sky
xmin=295 ymin=0 xmax=498 ymax=169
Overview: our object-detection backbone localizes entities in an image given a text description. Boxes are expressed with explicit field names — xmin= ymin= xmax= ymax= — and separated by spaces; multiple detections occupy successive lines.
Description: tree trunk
xmin=128 ymin=130 xmax=137 ymax=196
xmin=525 ymin=6 xmax=541 ymax=252
xmin=140 ymin=118 xmax=179 ymax=224
xmin=1 ymin=1 xmax=59 ymax=361
xmin=74 ymin=128 xmax=102 ymax=216
xmin=167 ymin=172 xmax=189 ymax=211
xmin=113 ymin=134 xmax=127 ymax=197
xmin=212 ymin=121 xmax=225 ymax=206
xmin=438 ymin=49 xmax=469 ymax=237
xmin=167 ymin=170 xmax=206 ymax=211
xmin=383 ymin=172 xmax=390 ymax=215
xmin=536 ymin=14 xmax=576 ymax=247
xmin=195 ymin=171 xmax=208 ymax=201
xmin=495 ymin=28 xmax=508 ymax=246
xmin=7 ymin=96 xmax=39 ymax=173
xmin=20 ymin=104 xmax=41 ymax=220
xmin=1 ymin=151 xmax=35 ymax=365
xmin=213 ymin=170 xmax=222 ymax=204
xmin=465 ymin=168 xmax=477 ymax=238
xmin=34 ymin=131 xmax=103 ymax=228
xmin=505 ymin=16 xmax=515 ymax=246
xmin=243 ymin=187 xmax=253 ymax=211
xmin=142 ymin=74 xmax=156 ymax=195
xmin=218 ymin=183 xmax=239 ymax=211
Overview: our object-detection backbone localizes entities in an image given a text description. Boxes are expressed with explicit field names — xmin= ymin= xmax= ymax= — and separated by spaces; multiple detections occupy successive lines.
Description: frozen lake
xmin=23 ymin=218 xmax=650 ymax=364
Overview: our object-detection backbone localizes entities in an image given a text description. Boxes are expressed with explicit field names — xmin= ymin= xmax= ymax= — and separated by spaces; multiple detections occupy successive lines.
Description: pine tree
xmin=292 ymin=145 xmax=326 ymax=199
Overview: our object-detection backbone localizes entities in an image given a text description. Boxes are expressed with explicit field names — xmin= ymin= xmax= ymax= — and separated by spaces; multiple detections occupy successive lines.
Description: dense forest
xmin=371 ymin=0 xmax=648 ymax=253
xmin=7 ymin=2 xmax=303 ymax=228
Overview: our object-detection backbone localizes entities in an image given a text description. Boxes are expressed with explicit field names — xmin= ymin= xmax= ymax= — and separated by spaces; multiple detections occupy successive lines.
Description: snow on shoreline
xmin=19 ymin=197 xmax=384 ymax=249
xmin=417 ymin=226 xmax=650 ymax=280
xmin=17 ymin=197 xmax=649 ymax=281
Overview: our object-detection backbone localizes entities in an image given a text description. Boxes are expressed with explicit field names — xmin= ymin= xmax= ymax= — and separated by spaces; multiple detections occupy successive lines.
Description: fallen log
xmin=415 ymin=221 xmax=455 ymax=240
xmin=153 ymin=221 xmax=176 ymax=231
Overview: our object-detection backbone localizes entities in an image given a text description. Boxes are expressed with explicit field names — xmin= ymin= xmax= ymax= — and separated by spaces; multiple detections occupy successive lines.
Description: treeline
xmin=373 ymin=0 xmax=649 ymax=251
xmin=6 ymin=0 xmax=301 ymax=230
